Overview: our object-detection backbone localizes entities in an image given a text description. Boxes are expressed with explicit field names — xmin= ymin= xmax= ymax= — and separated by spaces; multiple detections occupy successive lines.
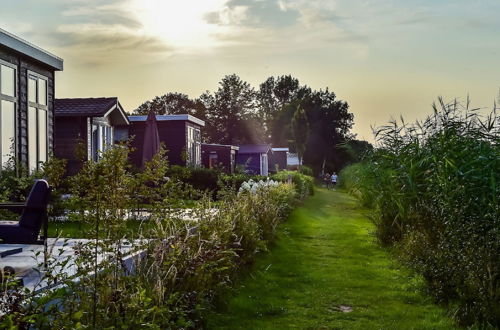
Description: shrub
xmin=271 ymin=170 xmax=314 ymax=198
xmin=218 ymin=173 xmax=266 ymax=192
xmin=298 ymin=165 xmax=313 ymax=177
xmin=0 ymin=145 xmax=304 ymax=329
xmin=338 ymin=162 xmax=377 ymax=208
xmin=346 ymin=98 xmax=500 ymax=326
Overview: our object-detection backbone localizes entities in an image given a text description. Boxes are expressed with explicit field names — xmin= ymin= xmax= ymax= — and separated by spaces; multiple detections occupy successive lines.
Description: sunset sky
xmin=2 ymin=0 xmax=499 ymax=141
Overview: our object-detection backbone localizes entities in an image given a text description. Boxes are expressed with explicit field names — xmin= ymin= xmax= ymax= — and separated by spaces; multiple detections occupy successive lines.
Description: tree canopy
xmin=133 ymin=74 xmax=363 ymax=173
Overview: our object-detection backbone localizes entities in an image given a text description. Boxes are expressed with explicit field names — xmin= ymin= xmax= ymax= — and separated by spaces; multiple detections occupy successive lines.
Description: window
xmin=0 ymin=61 xmax=17 ymax=168
xmin=91 ymin=121 xmax=113 ymax=161
xmin=230 ymin=150 xmax=236 ymax=173
xmin=260 ymin=153 xmax=269 ymax=176
xmin=27 ymin=72 xmax=48 ymax=171
xmin=187 ymin=126 xmax=201 ymax=166
xmin=208 ymin=152 xmax=218 ymax=168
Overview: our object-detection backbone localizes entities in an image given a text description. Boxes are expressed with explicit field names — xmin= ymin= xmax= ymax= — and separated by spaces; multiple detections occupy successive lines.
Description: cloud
xmin=53 ymin=23 xmax=173 ymax=67
xmin=208 ymin=0 xmax=368 ymax=58
xmin=1 ymin=22 xmax=34 ymax=35
xmin=276 ymin=0 xmax=338 ymax=27
xmin=205 ymin=5 xmax=249 ymax=26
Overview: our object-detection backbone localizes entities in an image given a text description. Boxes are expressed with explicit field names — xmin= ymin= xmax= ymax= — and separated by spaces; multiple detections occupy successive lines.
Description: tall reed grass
xmin=340 ymin=97 xmax=499 ymax=327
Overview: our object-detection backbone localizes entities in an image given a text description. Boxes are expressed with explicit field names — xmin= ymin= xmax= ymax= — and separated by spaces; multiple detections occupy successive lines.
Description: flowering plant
xmin=238 ymin=178 xmax=279 ymax=194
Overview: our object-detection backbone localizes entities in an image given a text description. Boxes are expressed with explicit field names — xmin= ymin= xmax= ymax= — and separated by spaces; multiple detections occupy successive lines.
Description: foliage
xmin=238 ymin=178 xmax=279 ymax=194
xmin=291 ymin=105 xmax=309 ymax=168
xmin=338 ymin=139 xmax=374 ymax=165
xmin=341 ymin=98 xmax=500 ymax=327
xmin=0 ymin=155 xmax=67 ymax=219
xmin=218 ymin=173 xmax=266 ymax=192
xmin=167 ymin=165 xmax=221 ymax=196
xmin=133 ymin=92 xmax=206 ymax=117
xmin=133 ymin=74 xmax=356 ymax=174
xmin=298 ymin=165 xmax=313 ymax=177
xmin=271 ymin=170 xmax=314 ymax=199
xmin=0 ymin=144 xmax=304 ymax=328
xmin=201 ymin=74 xmax=263 ymax=145
xmin=207 ymin=189 xmax=455 ymax=329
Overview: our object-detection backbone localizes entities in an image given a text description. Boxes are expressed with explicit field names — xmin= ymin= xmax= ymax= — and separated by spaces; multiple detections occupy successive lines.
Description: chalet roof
xmin=202 ymin=143 xmax=239 ymax=150
xmin=128 ymin=114 xmax=205 ymax=127
xmin=55 ymin=97 xmax=129 ymax=125
xmin=238 ymin=144 xmax=271 ymax=154
xmin=0 ymin=28 xmax=63 ymax=71
xmin=272 ymin=147 xmax=289 ymax=152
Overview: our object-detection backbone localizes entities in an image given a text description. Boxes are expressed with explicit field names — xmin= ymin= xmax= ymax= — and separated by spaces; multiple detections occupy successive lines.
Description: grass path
xmin=206 ymin=187 xmax=456 ymax=329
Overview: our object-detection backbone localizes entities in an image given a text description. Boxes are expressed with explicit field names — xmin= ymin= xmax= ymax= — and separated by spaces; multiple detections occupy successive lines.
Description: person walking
xmin=324 ymin=173 xmax=331 ymax=189
xmin=331 ymin=172 xmax=338 ymax=189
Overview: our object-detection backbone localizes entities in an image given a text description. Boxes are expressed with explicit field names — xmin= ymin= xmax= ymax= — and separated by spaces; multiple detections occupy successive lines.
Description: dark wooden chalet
xmin=54 ymin=97 xmax=129 ymax=175
xmin=0 ymin=28 xmax=63 ymax=172
xmin=236 ymin=144 xmax=271 ymax=176
xmin=120 ymin=115 xmax=205 ymax=168
xmin=201 ymin=143 xmax=239 ymax=173
xmin=268 ymin=147 xmax=289 ymax=173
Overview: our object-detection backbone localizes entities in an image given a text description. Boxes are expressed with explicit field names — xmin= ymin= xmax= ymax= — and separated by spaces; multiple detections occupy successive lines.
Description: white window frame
xmin=260 ymin=153 xmax=269 ymax=176
xmin=27 ymin=71 xmax=48 ymax=172
xmin=187 ymin=126 xmax=201 ymax=166
xmin=90 ymin=119 xmax=113 ymax=162
xmin=0 ymin=60 xmax=18 ymax=169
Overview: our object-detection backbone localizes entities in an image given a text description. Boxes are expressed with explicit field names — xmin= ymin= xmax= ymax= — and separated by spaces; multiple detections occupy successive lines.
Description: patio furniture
xmin=0 ymin=180 xmax=51 ymax=244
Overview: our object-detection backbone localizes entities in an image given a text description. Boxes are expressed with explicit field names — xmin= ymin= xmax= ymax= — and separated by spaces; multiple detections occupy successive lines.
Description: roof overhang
xmin=237 ymin=145 xmax=271 ymax=154
xmin=202 ymin=143 xmax=239 ymax=150
xmin=0 ymin=28 xmax=63 ymax=71
xmin=272 ymin=148 xmax=289 ymax=152
xmin=128 ymin=114 xmax=205 ymax=127
xmin=104 ymin=102 xmax=130 ymax=126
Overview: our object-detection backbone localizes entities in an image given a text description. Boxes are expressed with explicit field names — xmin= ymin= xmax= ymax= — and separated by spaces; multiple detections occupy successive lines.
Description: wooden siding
xmin=269 ymin=150 xmax=287 ymax=173
xmin=201 ymin=144 xmax=236 ymax=173
xmin=0 ymin=45 xmax=56 ymax=170
xmin=54 ymin=116 xmax=87 ymax=176
xmin=236 ymin=153 xmax=262 ymax=175
xmin=125 ymin=120 xmax=202 ymax=168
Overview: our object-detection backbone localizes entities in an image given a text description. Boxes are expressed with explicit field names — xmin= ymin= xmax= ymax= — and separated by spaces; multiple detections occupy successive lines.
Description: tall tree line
xmin=134 ymin=74 xmax=365 ymax=173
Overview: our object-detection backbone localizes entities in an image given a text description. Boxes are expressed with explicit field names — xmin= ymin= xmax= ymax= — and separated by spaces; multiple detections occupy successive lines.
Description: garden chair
xmin=0 ymin=179 xmax=51 ymax=244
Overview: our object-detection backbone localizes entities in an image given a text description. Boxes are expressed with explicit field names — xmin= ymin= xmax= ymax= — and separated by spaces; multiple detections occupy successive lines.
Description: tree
xmin=133 ymin=92 xmax=207 ymax=120
xmin=291 ymin=105 xmax=309 ymax=169
xmin=257 ymin=75 xmax=308 ymax=140
xmin=301 ymin=89 xmax=354 ymax=174
xmin=202 ymin=74 xmax=263 ymax=145
xmin=131 ymin=75 xmax=355 ymax=174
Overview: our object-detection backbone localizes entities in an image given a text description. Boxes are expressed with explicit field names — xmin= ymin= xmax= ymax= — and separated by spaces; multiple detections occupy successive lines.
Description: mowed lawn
xmin=206 ymin=187 xmax=456 ymax=329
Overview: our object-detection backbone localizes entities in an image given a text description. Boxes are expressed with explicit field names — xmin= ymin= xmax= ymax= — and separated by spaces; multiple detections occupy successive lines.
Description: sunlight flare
xmin=131 ymin=0 xmax=230 ymax=49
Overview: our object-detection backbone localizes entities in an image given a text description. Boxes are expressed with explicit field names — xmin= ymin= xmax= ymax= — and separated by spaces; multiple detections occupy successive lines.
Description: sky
xmin=1 ymin=0 xmax=499 ymax=141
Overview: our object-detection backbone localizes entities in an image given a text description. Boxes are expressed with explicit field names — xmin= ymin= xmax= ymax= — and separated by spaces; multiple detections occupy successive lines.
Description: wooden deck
xmin=0 ymin=239 xmax=143 ymax=294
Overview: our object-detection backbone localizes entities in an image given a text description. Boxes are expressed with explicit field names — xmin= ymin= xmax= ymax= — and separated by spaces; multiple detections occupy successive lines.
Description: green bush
xmin=271 ymin=170 xmax=314 ymax=199
xmin=298 ymin=165 xmax=313 ymax=177
xmin=167 ymin=165 xmax=221 ymax=195
xmin=217 ymin=173 xmax=266 ymax=192
xmin=345 ymin=98 xmax=500 ymax=326
xmin=338 ymin=162 xmax=377 ymax=208
xmin=0 ymin=145 xmax=304 ymax=329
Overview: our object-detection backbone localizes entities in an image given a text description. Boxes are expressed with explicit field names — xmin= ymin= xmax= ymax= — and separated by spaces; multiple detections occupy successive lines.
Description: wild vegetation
xmin=0 ymin=145 xmax=307 ymax=328
xmin=340 ymin=98 xmax=499 ymax=327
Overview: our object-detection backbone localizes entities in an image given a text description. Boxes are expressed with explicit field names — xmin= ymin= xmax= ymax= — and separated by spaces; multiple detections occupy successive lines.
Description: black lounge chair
xmin=0 ymin=180 xmax=51 ymax=244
